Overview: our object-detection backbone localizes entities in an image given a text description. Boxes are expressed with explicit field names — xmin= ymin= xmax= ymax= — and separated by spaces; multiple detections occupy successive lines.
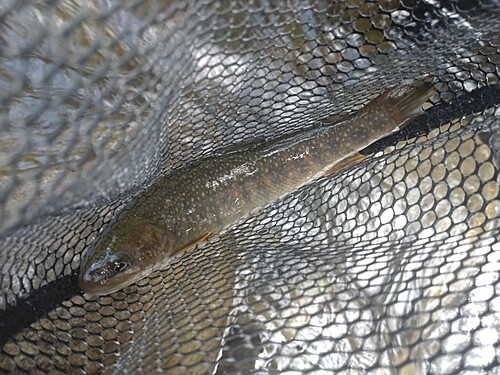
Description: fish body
xmin=79 ymin=80 xmax=434 ymax=295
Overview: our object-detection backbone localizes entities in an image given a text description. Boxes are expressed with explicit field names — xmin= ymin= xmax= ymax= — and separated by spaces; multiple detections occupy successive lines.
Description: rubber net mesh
xmin=0 ymin=0 xmax=499 ymax=374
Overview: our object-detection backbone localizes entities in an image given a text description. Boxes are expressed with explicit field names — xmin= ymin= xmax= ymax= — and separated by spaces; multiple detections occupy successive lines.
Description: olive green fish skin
xmin=79 ymin=80 xmax=434 ymax=295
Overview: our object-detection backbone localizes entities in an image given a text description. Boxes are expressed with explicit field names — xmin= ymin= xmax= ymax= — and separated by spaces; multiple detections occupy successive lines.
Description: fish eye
xmin=108 ymin=252 xmax=132 ymax=274
xmin=113 ymin=261 xmax=129 ymax=273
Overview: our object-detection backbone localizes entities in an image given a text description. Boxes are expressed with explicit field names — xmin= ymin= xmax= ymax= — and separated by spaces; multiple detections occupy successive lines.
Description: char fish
xmin=79 ymin=79 xmax=434 ymax=295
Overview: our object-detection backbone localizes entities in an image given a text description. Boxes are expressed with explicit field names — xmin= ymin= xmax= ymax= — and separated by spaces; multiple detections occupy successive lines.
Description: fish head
xmin=79 ymin=220 xmax=172 ymax=295
xmin=78 ymin=248 xmax=138 ymax=295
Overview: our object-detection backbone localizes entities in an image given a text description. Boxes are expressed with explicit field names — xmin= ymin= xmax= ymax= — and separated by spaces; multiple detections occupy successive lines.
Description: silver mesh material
xmin=1 ymin=1 xmax=500 ymax=374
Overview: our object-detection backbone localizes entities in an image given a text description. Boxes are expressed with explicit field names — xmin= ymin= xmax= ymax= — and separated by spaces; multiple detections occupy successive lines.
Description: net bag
xmin=0 ymin=1 xmax=499 ymax=374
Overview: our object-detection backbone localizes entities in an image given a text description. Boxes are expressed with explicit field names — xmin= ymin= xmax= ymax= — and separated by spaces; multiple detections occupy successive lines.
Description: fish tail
xmin=371 ymin=77 xmax=435 ymax=127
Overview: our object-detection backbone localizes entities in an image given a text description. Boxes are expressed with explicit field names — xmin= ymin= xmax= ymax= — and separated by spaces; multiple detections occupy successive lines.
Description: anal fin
xmin=323 ymin=153 xmax=366 ymax=177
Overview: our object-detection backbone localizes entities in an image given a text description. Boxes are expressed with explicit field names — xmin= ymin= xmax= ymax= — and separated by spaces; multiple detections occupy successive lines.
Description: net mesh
xmin=0 ymin=0 xmax=499 ymax=373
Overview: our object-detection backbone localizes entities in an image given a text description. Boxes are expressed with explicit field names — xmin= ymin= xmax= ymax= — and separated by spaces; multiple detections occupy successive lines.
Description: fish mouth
xmin=78 ymin=269 xmax=142 ymax=296
xmin=78 ymin=248 xmax=142 ymax=296
xmin=78 ymin=259 xmax=143 ymax=296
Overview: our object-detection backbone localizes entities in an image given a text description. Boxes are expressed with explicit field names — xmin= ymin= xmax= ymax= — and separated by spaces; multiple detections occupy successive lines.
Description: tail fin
xmin=321 ymin=77 xmax=435 ymax=178
xmin=371 ymin=77 xmax=435 ymax=129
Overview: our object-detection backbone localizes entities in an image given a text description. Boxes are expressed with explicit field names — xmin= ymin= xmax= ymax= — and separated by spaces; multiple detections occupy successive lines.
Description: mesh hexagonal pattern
xmin=1 ymin=1 xmax=500 ymax=374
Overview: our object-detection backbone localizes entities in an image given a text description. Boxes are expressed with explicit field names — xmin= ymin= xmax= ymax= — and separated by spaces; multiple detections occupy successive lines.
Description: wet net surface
xmin=0 ymin=0 xmax=499 ymax=374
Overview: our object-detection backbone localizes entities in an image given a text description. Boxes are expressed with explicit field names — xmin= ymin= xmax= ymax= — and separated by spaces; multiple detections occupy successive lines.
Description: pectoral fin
xmin=177 ymin=232 xmax=213 ymax=254
xmin=323 ymin=153 xmax=366 ymax=177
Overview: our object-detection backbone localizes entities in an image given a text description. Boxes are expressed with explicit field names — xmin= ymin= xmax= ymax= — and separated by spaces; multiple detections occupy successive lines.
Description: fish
xmin=79 ymin=79 xmax=435 ymax=295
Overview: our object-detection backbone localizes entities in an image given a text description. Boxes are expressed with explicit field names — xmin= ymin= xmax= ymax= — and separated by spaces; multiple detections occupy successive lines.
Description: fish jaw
xmin=78 ymin=271 xmax=141 ymax=296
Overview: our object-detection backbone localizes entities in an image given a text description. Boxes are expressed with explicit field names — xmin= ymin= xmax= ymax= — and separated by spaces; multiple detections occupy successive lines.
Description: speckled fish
xmin=79 ymin=79 xmax=434 ymax=295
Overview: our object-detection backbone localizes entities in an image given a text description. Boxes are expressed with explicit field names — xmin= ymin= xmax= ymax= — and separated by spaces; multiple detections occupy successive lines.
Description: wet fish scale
xmin=79 ymin=79 xmax=434 ymax=295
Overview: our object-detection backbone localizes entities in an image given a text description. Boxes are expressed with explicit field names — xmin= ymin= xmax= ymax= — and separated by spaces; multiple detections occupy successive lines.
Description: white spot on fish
xmin=287 ymin=148 xmax=310 ymax=161
xmin=205 ymin=163 xmax=258 ymax=189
